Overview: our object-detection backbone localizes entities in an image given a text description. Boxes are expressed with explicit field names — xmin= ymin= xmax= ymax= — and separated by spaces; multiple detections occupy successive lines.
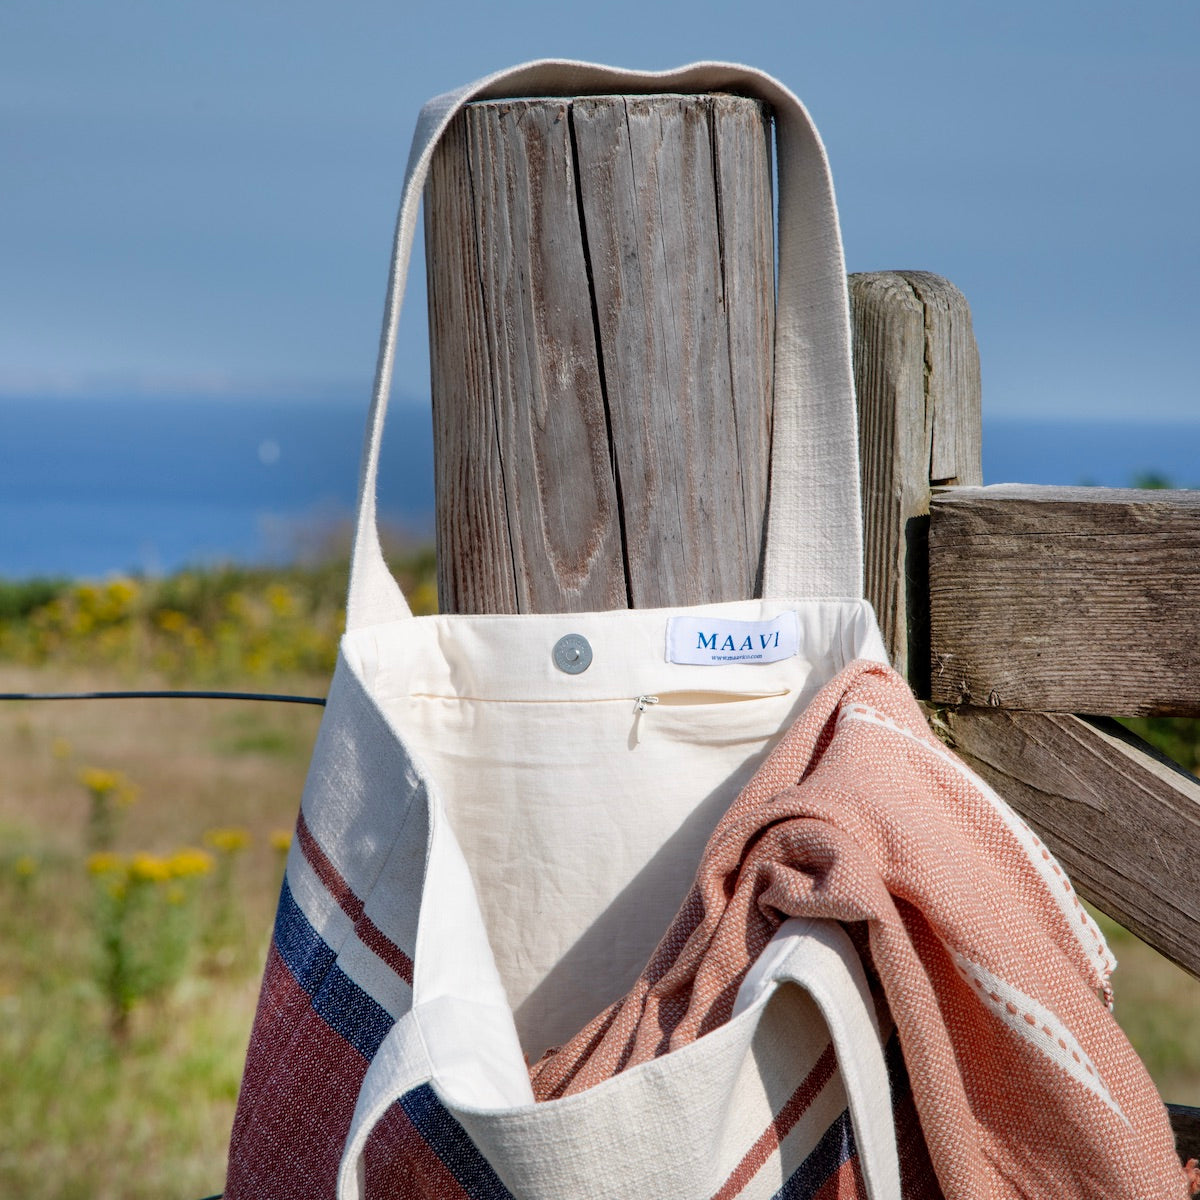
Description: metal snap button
xmin=553 ymin=633 xmax=592 ymax=674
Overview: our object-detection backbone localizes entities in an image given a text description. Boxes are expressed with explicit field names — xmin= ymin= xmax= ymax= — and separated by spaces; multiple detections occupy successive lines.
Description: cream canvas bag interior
xmin=226 ymin=59 xmax=904 ymax=1200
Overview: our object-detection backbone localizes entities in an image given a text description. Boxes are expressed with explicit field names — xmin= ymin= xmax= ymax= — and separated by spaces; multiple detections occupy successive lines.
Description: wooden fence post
xmin=424 ymin=94 xmax=774 ymax=615
xmin=849 ymin=271 xmax=982 ymax=692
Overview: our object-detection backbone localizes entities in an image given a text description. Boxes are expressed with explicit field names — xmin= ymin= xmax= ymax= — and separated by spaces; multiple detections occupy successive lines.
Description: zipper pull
xmin=632 ymin=694 xmax=659 ymax=746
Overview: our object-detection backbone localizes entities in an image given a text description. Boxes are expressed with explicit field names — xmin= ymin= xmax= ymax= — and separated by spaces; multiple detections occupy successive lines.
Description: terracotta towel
xmin=530 ymin=661 xmax=1192 ymax=1199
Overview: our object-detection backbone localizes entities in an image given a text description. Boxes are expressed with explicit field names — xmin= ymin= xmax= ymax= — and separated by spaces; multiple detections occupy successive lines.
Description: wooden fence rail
xmin=929 ymin=485 xmax=1200 ymax=716
xmin=850 ymin=268 xmax=1200 ymax=1162
xmin=923 ymin=486 xmax=1200 ymax=983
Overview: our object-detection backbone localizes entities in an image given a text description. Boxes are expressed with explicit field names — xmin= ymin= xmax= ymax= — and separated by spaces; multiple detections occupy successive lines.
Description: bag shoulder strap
xmin=348 ymin=60 xmax=864 ymax=630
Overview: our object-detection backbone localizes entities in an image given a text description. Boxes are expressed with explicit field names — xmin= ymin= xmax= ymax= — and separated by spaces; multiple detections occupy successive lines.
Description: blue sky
xmin=2 ymin=0 xmax=1197 ymax=420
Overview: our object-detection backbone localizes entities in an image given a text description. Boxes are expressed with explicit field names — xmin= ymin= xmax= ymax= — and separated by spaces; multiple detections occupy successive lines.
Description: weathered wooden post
xmin=424 ymin=94 xmax=774 ymax=614
xmin=849 ymin=270 xmax=982 ymax=692
xmin=848 ymin=271 xmax=1200 ymax=981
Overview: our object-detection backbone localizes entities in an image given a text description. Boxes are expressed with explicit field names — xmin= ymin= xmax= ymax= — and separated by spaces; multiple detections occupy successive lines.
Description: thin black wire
xmin=0 ymin=689 xmax=326 ymax=706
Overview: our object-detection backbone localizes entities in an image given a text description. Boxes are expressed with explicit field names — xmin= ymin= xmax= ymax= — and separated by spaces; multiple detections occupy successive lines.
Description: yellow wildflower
xmin=87 ymin=852 xmax=125 ymax=875
xmin=104 ymin=577 xmax=138 ymax=608
xmin=79 ymin=767 xmax=120 ymax=795
xmin=265 ymin=584 xmax=296 ymax=617
xmin=74 ymin=583 xmax=100 ymax=611
xmin=80 ymin=767 xmax=138 ymax=806
xmin=14 ymin=855 xmax=38 ymax=879
xmin=128 ymin=853 xmax=171 ymax=883
xmin=155 ymin=609 xmax=189 ymax=634
xmin=408 ymin=580 xmax=438 ymax=616
xmin=269 ymin=829 xmax=293 ymax=853
xmin=204 ymin=827 xmax=250 ymax=854
xmin=51 ymin=737 xmax=72 ymax=760
xmin=166 ymin=848 xmax=215 ymax=878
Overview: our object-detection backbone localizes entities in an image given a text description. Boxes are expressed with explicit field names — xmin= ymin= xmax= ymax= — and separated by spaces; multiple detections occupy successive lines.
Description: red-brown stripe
xmin=363 ymin=1092 xmax=473 ymax=1200
xmin=356 ymin=911 xmax=415 ymax=986
xmin=295 ymin=810 xmax=414 ymax=986
xmin=811 ymin=1154 xmax=867 ymax=1199
xmin=296 ymin=809 xmax=364 ymax=921
xmin=225 ymin=943 xmax=370 ymax=1199
xmin=711 ymin=1043 xmax=839 ymax=1200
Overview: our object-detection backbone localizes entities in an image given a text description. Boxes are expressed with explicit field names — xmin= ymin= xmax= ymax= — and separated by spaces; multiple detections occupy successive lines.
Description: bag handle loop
xmin=335 ymin=919 xmax=899 ymax=1200
xmin=347 ymin=60 xmax=864 ymax=630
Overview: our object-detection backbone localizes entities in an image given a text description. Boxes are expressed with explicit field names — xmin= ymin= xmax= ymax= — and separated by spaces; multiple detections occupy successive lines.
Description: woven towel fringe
xmin=1184 ymin=1157 xmax=1200 ymax=1194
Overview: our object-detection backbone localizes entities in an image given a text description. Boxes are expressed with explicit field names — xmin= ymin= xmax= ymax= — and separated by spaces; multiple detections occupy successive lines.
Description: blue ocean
xmin=1 ymin=396 xmax=435 ymax=579
xmin=2 ymin=397 xmax=1197 ymax=580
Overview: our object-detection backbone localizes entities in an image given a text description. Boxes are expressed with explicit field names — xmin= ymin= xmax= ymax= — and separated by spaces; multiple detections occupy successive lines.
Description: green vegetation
xmin=1089 ymin=909 xmax=1200 ymax=1104
xmin=0 ymin=549 xmax=435 ymax=1199
xmin=0 ymin=741 xmax=298 ymax=1200
xmin=1120 ymin=716 xmax=1200 ymax=775
xmin=0 ymin=548 xmax=437 ymax=682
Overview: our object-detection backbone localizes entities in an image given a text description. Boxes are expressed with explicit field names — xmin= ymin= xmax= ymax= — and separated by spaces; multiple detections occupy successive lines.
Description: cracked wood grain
xmin=1169 ymin=1105 xmax=1200 ymax=1165
xmin=849 ymin=272 xmax=982 ymax=691
xmin=942 ymin=706 xmax=1200 ymax=981
xmin=929 ymin=485 xmax=1200 ymax=714
xmin=424 ymin=94 xmax=773 ymax=613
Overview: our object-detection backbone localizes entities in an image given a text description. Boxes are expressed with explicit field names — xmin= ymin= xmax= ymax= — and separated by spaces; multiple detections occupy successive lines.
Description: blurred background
xmin=1 ymin=2 xmax=1196 ymax=1196
xmin=3 ymin=0 xmax=1198 ymax=578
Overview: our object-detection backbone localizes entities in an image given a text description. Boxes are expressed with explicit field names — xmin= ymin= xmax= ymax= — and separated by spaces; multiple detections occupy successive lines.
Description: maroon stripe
xmin=711 ymin=1043 xmax=839 ymax=1200
xmin=225 ymin=944 xmax=369 ymax=1198
xmin=227 ymin=944 xmax=431 ymax=1198
xmin=811 ymin=1155 xmax=867 ymax=1199
xmin=357 ymin=911 xmax=415 ymax=986
xmin=295 ymin=810 xmax=414 ymax=986
xmin=363 ymin=1089 xmax=474 ymax=1200
xmin=296 ymin=809 xmax=365 ymax=921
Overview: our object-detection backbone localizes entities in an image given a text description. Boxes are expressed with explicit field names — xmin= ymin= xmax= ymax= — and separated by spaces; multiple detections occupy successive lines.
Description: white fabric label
xmin=666 ymin=611 xmax=799 ymax=666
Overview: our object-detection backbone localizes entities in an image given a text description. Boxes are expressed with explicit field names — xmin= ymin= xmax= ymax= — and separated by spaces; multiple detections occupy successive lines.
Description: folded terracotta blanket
xmin=530 ymin=661 xmax=1192 ymax=1199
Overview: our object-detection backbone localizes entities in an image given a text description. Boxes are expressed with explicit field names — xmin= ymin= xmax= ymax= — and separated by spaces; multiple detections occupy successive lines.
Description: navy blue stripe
xmin=884 ymin=1028 xmax=911 ymax=1100
xmin=400 ymin=1083 xmax=514 ymax=1200
xmin=773 ymin=1108 xmax=857 ymax=1200
xmin=273 ymin=876 xmax=337 ymax=986
xmin=272 ymin=876 xmax=395 ymax=1060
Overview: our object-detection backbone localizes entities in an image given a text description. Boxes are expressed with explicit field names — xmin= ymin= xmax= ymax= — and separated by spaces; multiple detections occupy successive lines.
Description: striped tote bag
xmin=226 ymin=60 xmax=907 ymax=1199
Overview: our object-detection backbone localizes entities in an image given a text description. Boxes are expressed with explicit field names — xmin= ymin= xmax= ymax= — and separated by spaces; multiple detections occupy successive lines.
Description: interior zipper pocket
xmin=631 ymin=689 xmax=791 ymax=744
xmin=636 ymin=689 xmax=790 ymax=707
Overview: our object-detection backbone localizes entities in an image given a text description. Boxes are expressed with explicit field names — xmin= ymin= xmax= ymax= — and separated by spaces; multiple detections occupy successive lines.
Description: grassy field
xmin=0 ymin=663 xmax=322 ymax=1198
xmin=0 ymin=557 xmax=433 ymax=1199
xmin=1 ymin=561 xmax=1197 ymax=1198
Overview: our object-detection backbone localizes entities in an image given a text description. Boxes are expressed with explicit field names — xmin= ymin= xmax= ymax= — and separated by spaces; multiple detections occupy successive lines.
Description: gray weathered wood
xmin=849 ymin=271 xmax=981 ymax=692
xmin=938 ymin=706 xmax=1200 ymax=981
xmin=929 ymin=485 xmax=1200 ymax=714
xmin=425 ymin=99 xmax=623 ymax=615
xmin=425 ymin=94 xmax=774 ymax=614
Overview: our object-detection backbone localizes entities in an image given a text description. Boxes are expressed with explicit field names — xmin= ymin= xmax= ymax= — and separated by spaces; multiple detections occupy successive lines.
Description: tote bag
xmin=225 ymin=60 xmax=905 ymax=1200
